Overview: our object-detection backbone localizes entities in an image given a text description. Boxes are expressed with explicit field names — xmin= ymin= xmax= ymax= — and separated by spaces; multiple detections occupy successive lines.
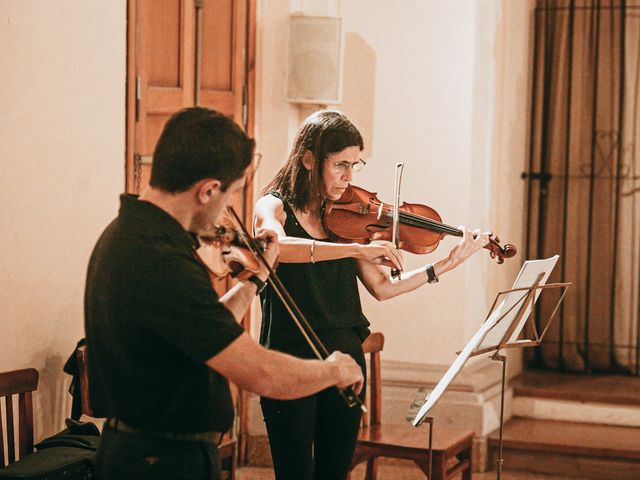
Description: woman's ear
xmin=302 ymin=150 xmax=315 ymax=171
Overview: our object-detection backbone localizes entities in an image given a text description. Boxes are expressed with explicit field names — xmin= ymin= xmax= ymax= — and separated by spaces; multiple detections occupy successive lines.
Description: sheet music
xmin=478 ymin=255 xmax=558 ymax=350
xmin=410 ymin=255 xmax=559 ymax=426
xmin=410 ymin=312 xmax=501 ymax=426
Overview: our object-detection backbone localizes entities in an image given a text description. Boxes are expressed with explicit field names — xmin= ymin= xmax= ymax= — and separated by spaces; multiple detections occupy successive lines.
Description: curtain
xmin=527 ymin=0 xmax=640 ymax=373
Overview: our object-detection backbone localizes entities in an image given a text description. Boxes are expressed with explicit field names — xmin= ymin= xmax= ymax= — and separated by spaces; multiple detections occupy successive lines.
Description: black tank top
xmin=260 ymin=192 xmax=370 ymax=348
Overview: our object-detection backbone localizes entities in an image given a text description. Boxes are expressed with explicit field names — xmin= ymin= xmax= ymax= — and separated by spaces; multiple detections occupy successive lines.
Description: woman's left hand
xmin=446 ymin=226 xmax=492 ymax=268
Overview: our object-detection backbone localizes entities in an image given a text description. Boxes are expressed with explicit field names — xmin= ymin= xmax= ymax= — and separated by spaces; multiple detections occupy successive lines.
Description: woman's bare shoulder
xmin=255 ymin=193 xmax=286 ymax=224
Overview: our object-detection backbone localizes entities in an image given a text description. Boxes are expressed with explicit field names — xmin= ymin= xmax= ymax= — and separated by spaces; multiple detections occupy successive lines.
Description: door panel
xmin=200 ymin=0 xmax=233 ymax=91
xmin=147 ymin=0 xmax=183 ymax=87
xmin=133 ymin=0 xmax=195 ymax=189
xmin=198 ymin=0 xmax=245 ymax=123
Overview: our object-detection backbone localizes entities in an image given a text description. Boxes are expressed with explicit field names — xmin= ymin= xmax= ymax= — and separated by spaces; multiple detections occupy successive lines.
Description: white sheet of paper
xmin=410 ymin=255 xmax=559 ymax=426
xmin=410 ymin=312 xmax=500 ymax=426
xmin=478 ymin=255 xmax=558 ymax=350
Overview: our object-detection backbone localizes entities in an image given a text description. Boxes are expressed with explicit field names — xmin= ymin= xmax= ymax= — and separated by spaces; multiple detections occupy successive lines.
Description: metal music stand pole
xmin=425 ymin=416 xmax=433 ymax=480
xmin=408 ymin=412 xmax=433 ymax=479
xmin=470 ymin=278 xmax=570 ymax=480
xmin=491 ymin=351 xmax=507 ymax=480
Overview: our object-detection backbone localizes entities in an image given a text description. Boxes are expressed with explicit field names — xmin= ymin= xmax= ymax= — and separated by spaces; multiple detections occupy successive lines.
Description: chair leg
xmin=229 ymin=442 xmax=237 ymax=480
xmin=460 ymin=444 xmax=472 ymax=480
xmin=364 ymin=457 xmax=378 ymax=480
xmin=415 ymin=456 xmax=444 ymax=480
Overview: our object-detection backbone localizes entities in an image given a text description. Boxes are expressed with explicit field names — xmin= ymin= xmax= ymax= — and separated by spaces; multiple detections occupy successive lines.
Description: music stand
xmin=409 ymin=255 xmax=570 ymax=479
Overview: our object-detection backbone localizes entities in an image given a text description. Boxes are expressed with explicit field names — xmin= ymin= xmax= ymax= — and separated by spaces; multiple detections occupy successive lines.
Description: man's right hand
xmin=326 ymin=351 xmax=364 ymax=395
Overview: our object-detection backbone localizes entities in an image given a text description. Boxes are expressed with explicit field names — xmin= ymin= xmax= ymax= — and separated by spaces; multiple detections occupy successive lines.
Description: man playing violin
xmin=254 ymin=109 xmax=492 ymax=480
xmin=84 ymin=107 xmax=364 ymax=480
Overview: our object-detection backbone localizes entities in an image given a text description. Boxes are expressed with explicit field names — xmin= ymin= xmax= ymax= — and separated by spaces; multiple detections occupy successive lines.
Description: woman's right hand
xmin=357 ymin=241 xmax=404 ymax=271
xmin=255 ymin=229 xmax=280 ymax=280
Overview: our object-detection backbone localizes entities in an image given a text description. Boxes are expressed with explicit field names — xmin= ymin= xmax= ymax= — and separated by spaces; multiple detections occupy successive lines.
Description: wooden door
xmin=126 ymin=0 xmax=253 ymax=195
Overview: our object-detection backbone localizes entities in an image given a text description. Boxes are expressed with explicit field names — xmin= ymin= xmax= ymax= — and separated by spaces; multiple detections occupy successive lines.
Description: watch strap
xmin=247 ymin=275 xmax=267 ymax=295
xmin=425 ymin=264 xmax=439 ymax=284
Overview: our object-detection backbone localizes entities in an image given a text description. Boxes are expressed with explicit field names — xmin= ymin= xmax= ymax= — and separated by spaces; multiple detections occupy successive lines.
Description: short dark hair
xmin=150 ymin=107 xmax=255 ymax=192
xmin=262 ymin=110 xmax=363 ymax=211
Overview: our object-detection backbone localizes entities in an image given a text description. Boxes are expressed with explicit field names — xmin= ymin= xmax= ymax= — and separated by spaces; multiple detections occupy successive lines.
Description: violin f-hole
xmin=365 ymin=222 xmax=390 ymax=233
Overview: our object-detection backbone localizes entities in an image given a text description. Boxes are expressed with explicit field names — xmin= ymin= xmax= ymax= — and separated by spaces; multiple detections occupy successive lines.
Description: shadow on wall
xmin=341 ymin=32 xmax=376 ymax=157
xmin=33 ymin=353 xmax=72 ymax=441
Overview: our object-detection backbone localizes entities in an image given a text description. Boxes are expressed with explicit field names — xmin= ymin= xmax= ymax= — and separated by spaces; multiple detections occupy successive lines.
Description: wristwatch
xmin=425 ymin=264 xmax=439 ymax=284
xmin=247 ymin=275 xmax=267 ymax=295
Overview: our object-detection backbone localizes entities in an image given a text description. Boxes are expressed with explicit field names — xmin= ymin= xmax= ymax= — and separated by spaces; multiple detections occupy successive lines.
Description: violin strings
xmin=381 ymin=207 xmax=462 ymax=236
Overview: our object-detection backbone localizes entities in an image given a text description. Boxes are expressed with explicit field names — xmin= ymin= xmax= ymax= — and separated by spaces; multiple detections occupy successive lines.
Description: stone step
xmin=488 ymin=417 xmax=640 ymax=479
xmin=511 ymin=370 xmax=640 ymax=427
xmin=512 ymin=395 xmax=640 ymax=427
xmin=512 ymin=370 xmax=640 ymax=407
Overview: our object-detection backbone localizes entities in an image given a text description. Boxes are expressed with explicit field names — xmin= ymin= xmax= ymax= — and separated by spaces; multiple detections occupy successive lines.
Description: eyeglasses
xmin=328 ymin=159 xmax=367 ymax=174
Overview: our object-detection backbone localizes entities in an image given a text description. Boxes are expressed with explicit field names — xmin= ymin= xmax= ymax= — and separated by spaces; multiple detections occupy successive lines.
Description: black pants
xmin=260 ymin=329 xmax=366 ymax=480
xmin=96 ymin=424 xmax=221 ymax=480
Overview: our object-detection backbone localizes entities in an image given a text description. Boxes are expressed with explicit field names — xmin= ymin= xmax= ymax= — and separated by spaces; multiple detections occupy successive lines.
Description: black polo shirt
xmin=84 ymin=194 xmax=243 ymax=434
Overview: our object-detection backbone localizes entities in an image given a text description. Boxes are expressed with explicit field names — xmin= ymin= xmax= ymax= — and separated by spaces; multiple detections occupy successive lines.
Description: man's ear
xmin=301 ymin=151 xmax=315 ymax=171
xmin=197 ymin=179 xmax=222 ymax=204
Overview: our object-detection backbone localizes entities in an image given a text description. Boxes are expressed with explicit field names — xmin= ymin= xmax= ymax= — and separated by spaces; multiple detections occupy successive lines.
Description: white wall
xmin=255 ymin=0 xmax=531 ymax=367
xmin=342 ymin=0 xmax=486 ymax=366
xmin=0 ymin=0 xmax=126 ymax=441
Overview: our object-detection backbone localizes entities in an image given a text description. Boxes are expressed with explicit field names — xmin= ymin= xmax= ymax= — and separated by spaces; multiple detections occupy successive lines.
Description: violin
xmin=323 ymin=184 xmax=517 ymax=264
xmin=196 ymin=225 xmax=264 ymax=280
xmin=198 ymin=209 xmax=366 ymax=412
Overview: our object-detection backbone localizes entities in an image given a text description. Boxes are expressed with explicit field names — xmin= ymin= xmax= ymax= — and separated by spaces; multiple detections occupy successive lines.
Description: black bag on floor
xmin=0 ymin=420 xmax=99 ymax=480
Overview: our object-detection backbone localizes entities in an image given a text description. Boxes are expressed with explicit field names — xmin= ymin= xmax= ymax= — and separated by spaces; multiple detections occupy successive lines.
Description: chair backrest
xmin=76 ymin=345 xmax=94 ymax=417
xmin=0 ymin=368 xmax=39 ymax=466
xmin=361 ymin=332 xmax=384 ymax=427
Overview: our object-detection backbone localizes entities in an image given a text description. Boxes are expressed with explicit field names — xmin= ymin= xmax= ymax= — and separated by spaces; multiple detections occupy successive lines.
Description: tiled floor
xmin=237 ymin=462 xmax=574 ymax=480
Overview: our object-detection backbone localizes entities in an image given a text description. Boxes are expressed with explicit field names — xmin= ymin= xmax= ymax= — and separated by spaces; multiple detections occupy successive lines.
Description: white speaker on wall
xmin=285 ymin=15 xmax=344 ymax=104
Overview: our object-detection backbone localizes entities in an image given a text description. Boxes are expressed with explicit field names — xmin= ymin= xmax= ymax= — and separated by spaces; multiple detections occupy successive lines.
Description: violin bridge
xmin=376 ymin=203 xmax=384 ymax=220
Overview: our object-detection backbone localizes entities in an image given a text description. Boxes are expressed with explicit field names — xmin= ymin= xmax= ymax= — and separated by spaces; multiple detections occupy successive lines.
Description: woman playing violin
xmin=254 ymin=110 xmax=492 ymax=480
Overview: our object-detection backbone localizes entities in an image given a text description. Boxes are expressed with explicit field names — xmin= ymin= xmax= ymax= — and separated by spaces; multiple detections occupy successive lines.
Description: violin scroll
xmin=485 ymin=236 xmax=517 ymax=265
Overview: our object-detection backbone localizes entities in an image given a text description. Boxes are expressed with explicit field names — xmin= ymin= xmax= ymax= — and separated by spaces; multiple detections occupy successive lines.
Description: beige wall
xmin=0 ymin=0 xmax=126 ymax=440
xmin=254 ymin=0 xmax=531 ymax=367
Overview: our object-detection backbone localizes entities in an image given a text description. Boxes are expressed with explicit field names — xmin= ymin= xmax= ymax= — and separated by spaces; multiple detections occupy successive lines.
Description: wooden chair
xmin=217 ymin=435 xmax=237 ymax=480
xmin=0 ymin=368 xmax=39 ymax=467
xmin=76 ymin=345 xmax=94 ymax=417
xmin=349 ymin=332 xmax=474 ymax=480
xmin=76 ymin=344 xmax=236 ymax=480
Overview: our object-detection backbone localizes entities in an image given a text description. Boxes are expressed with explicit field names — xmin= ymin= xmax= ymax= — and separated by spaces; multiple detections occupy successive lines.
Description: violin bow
xmin=391 ymin=162 xmax=404 ymax=279
xmin=226 ymin=206 xmax=367 ymax=412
